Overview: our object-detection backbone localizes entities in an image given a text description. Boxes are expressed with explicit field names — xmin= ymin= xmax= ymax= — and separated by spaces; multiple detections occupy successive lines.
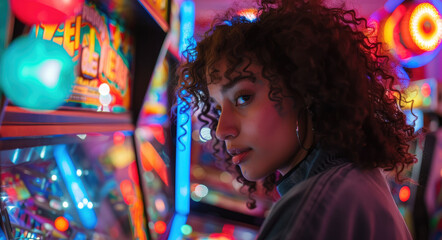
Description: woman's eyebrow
xmin=221 ymin=77 xmax=254 ymax=94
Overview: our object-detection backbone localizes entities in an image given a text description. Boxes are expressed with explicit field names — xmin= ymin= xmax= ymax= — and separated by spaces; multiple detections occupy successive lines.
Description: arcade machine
xmin=370 ymin=0 xmax=442 ymax=239
xmin=0 ymin=0 xmax=171 ymax=239
xmin=135 ymin=35 xmax=178 ymax=240
xmin=387 ymin=78 xmax=437 ymax=239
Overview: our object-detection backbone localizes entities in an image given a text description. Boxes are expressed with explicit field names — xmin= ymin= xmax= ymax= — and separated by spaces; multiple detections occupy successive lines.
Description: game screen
xmin=32 ymin=1 xmax=134 ymax=113
xmin=135 ymin=49 xmax=176 ymax=239
xmin=0 ymin=131 xmax=148 ymax=239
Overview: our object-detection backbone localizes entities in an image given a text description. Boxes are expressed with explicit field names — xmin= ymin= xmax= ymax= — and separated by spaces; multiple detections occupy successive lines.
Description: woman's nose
xmin=215 ymin=107 xmax=239 ymax=141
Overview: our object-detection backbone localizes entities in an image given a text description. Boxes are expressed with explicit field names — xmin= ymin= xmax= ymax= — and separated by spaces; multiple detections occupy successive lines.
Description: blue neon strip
xmin=175 ymin=0 xmax=194 ymax=216
xmin=401 ymin=46 xmax=442 ymax=68
xmin=384 ymin=0 xmax=404 ymax=13
xmin=179 ymin=0 xmax=195 ymax=59
xmin=175 ymin=94 xmax=191 ymax=215
xmin=167 ymin=213 xmax=188 ymax=240
xmin=54 ymin=145 xmax=97 ymax=229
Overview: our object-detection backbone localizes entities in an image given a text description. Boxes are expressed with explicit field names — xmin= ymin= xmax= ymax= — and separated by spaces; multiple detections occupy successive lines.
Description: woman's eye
xmin=235 ymin=95 xmax=252 ymax=106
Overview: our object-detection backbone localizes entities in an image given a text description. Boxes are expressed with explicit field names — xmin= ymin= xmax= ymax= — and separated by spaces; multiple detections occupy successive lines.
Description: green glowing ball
xmin=0 ymin=36 xmax=75 ymax=110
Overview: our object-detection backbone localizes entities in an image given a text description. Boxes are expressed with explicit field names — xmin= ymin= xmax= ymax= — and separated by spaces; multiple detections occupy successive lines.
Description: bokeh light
xmin=0 ymin=36 xmax=75 ymax=110
xmin=98 ymin=83 xmax=110 ymax=95
xmin=113 ymin=131 xmax=126 ymax=145
xmin=154 ymin=221 xmax=167 ymax=234
xmin=220 ymin=172 xmax=233 ymax=183
xmin=54 ymin=216 xmax=69 ymax=232
xmin=194 ymin=184 xmax=209 ymax=198
xmin=120 ymin=180 xmax=135 ymax=205
xmin=199 ymin=127 xmax=212 ymax=142
xmin=191 ymin=165 xmax=206 ymax=179
xmin=181 ymin=224 xmax=193 ymax=235
xmin=421 ymin=83 xmax=431 ymax=97
xmin=155 ymin=198 xmax=166 ymax=212
xmin=399 ymin=185 xmax=411 ymax=202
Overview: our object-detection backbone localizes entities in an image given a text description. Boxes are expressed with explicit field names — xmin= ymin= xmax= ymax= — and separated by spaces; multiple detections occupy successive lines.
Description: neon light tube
xmin=175 ymin=0 xmax=194 ymax=216
xmin=179 ymin=0 xmax=195 ymax=59
xmin=167 ymin=213 xmax=188 ymax=240
xmin=54 ymin=145 xmax=97 ymax=229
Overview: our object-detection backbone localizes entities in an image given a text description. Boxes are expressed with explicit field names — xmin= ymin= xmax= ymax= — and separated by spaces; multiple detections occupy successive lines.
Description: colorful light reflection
xmin=237 ymin=8 xmax=257 ymax=22
xmin=54 ymin=145 xmax=97 ymax=229
xmin=371 ymin=0 xmax=442 ymax=68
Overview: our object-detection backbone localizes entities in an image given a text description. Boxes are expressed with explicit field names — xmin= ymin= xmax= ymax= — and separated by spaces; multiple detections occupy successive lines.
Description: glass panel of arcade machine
xmin=135 ymin=51 xmax=175 ymax=240
xmin=0 ymin=132 xmax=148 ymax=240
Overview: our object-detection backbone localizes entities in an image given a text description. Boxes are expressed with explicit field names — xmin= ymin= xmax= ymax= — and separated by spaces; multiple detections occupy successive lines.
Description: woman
xmin=177 ymin=0 xmax=417 ymax=239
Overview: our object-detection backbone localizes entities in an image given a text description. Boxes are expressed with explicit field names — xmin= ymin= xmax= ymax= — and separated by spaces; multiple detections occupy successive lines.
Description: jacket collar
xmin=276 ymin=146 xmax=348 ymax=196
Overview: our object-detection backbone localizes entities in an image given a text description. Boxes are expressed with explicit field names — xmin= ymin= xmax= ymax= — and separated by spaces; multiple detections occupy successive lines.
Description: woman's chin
xmin=240 ymin=168 xmax=269 ymax=182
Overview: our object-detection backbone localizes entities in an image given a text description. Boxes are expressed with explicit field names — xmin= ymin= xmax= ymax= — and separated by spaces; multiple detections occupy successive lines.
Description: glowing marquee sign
xmin=370 ymin=0 xmax=442 ymax=68
xmin=409 ymin=3 xmax=442 ymax=52
xmin=34 ymin=2 xmax=133 ymax=112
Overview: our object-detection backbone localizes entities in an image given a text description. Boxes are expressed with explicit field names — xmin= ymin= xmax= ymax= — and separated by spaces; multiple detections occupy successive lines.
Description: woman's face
xmin=208 ymin=61 xmax=306 ymax=181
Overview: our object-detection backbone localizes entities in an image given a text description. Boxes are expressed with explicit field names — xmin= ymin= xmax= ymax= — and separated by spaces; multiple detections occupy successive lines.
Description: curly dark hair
xmin=176 ymin=0 xmax=418 ymax=209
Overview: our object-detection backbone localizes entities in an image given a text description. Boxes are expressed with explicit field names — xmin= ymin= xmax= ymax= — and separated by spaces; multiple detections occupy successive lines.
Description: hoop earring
xmin=296 ymin=107 xmax=311 ymax=151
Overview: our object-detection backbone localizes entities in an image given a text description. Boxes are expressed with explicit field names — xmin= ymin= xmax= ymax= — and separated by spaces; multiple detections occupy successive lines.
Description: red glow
xmin=10 ymin=0 xmax=84 ymax=25
xmin=399 ymin=186 xmax=411 ymax=202
xmin=209 ymin=233 xmax=234 ymax=240
xmin=140 ymin=142 xmax=169 ymax=186
xmin=421 ymin=83 xmax=431 ymax=97
xmin=120 ymin=180 xmax=135 ymax=205
xmin=222 ymin=224 xmax=235 ymax=236
xmin=113 ymin=131 xmax=125 ymax=145
xmin=154 ymin=221 xmax=167 ymax=234
xmin=148 ymin=124 xmax=165 ymax=145
xmin=128 ymin=161 xmax=140 ymax=185
xmin=421 ymin=19 xmax=433 ymax=34
xmin=54 ymin=216 xmax=69 ymax=232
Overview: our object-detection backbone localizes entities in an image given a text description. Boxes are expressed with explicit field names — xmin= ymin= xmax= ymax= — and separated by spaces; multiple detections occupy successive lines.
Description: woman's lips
xmin=232 ymin=150 xmax=251 ymax=165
